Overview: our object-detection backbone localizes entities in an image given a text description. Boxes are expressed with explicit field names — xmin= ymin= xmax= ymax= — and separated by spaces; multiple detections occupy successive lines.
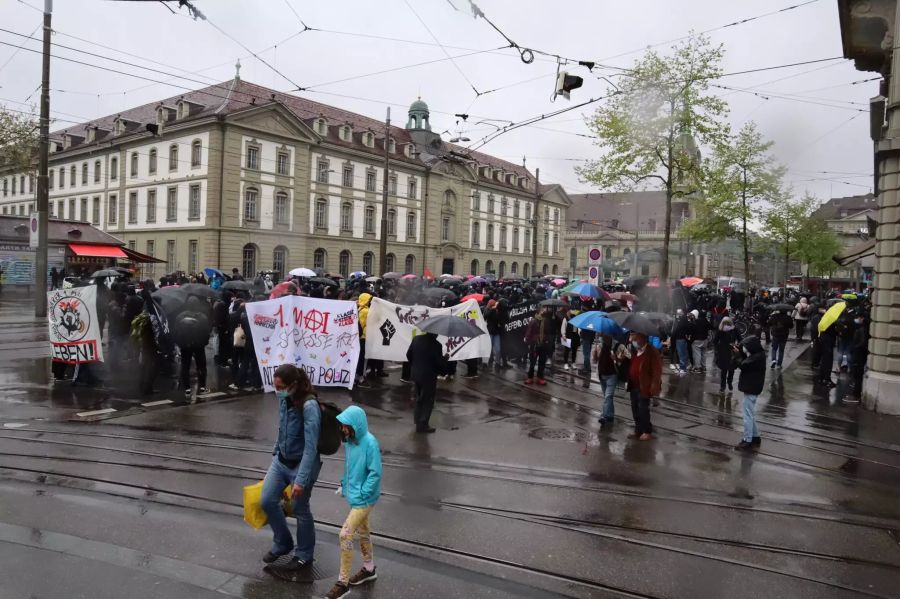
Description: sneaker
xmin=669 ymin=364 xmax=679 ymax=371
xmin=399 ymin=378 xmax=411 ymax=384
xmin=638 ymin=433 xmax=653 ymax=441
xmin=198 ymin=387 xmax=210 ymax=395
xmin=770 ymin=361 xmax=777 ymax=369
xmin=563 ymin=364 xmax=570 ymax=370
xmin=537 ymin=379 xmax=547 ymax=386
xmin=268 ymin=557 xmax=313 ymax=582
xmin=325 ymin=582 xmax=351 ymax=599
xmin=356 ymin=380 xmax=371 ymax=389
xmin=524 ymin=378 xmax=534 ymax=385
xmin=262 ymin=549 xmax=292 ymax=563
xmin=184 ymin=389 xmax=192 ymax=397
xmin=735 ymin=440 xmax=754 ymax=451
xmin=227 ymin=383 xmax=239 ymax=391
xmin=751 ymin=436 xmax=762 ymax=447
xmin=842 ymin=396 xmax=860 ymax=404
xmin=348 ymin=566 xmax=377 ymax=586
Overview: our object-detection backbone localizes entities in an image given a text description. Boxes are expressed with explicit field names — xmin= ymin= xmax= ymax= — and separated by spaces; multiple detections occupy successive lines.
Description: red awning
xmin=68 ymin=243 xmax=127 ymax=258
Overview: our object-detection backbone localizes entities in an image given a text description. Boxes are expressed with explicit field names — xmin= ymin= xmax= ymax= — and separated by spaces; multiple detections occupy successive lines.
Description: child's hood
xmin=337 ymin=405 xmax=369 ymax=442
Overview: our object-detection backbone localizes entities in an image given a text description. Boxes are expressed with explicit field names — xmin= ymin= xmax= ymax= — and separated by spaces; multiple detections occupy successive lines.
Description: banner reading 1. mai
xmin=47 ymin=286 xmax=105 ymax=363
xmin=245 ymin=296 xmax=360 ymax=391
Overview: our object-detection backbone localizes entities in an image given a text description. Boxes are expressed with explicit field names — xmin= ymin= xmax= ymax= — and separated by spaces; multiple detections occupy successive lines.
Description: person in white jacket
xmin=792 ymin=297 xmax=811 ymax=342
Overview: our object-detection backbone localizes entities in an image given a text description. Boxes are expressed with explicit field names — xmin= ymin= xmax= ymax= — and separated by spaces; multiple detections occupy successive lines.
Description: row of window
xmin=312 ymin=199 xmax=417 ymax=237
xmin=243 ymin=188 xmax=289 ymax=224
xmin=125 ymin=185 xmax=202 ymax=224
xmin=1 ymin=175 xmax=33 ymax=197
xmin=468 ymin=222 xmax=531 ymax=252
xmin=472 ymin=193 xmax=542 ymax=221
xmin=315 ymin=158 xmax=418 ymax=198
xmin=469 ymin=259 xmax=541 ymax=278
xmin=245 ymin=145 xmax=291 ymax=175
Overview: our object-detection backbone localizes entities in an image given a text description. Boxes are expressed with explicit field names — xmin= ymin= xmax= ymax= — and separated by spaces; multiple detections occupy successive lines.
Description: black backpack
xmin=315 ymin=399 xmax=343 ymax=456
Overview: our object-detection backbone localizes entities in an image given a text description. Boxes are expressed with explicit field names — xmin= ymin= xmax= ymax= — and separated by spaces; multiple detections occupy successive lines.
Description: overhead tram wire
xmin=0 ymin=21 xmax=40 ymax=75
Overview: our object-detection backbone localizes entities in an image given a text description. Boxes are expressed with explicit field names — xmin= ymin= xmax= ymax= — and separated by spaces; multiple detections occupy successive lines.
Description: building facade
xmin=812 ymin=193 xmax=877 ymax=289
xmin=0 ymin=73 xmax=568 ymax=281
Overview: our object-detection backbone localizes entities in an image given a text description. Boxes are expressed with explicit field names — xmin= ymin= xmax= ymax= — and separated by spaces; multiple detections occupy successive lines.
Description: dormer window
xmin=507 ymin=173 xmax=516 ymax=184
xmin=404 ymin=143 xmax=413 ymax=158
xmin=339 ymin=125 xmax=352 ymax=141
xmin=316 ymin=118 xmax=327 ymax=136
xmin=364 ymin=132 xmax=374 ymax=148
xmin=388 ymin=138 xmax=396 ymax=153
xmin=479 ymin=166 xmax=489 ymax=178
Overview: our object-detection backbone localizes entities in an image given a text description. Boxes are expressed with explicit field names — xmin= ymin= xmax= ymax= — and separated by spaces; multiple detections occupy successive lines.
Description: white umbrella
xmin=289 ymin=267 xmax=316 ymax=278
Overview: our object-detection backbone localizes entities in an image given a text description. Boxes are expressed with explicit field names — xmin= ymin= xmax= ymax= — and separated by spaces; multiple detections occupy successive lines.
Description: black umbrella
xmin=152 ymin=287 xmax=189 ymax=315
xmin=91 ymin=269 xmax=123 ymax=278
xmin=221 ymin=280 xmax=252 ymax=292
xmin=417 ymin=315 xmax=484 ymax=338
xmin=770 ymin=303 xmax=793 ymax=312
xmin=179 ymin=283 xmax=218 ymax=300
xmin=624 ymin=276 xmax=649 ymax=288
xmin=309 ymin=276 xmax=335 ymax=286
xmin=423 ymin=287 xmax=457 ymax=300
xmin=638 ymin=311 xmax=673 ymax=326
xmin=382 ymin=272 xmax=402 ymax=280
xmin=539 ymin=298 xmax=567 ymax=308
xmin=607 ymin=311 xmax=660 ymax=336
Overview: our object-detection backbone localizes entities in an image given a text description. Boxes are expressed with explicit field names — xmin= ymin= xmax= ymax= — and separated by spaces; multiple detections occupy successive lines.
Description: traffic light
xmin=555 ymin=71 xmax=583 ymax=100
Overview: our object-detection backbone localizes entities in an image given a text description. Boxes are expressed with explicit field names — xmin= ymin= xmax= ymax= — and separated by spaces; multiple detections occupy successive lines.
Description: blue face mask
xmin=275 ymin=389 xmax=291 ymax=401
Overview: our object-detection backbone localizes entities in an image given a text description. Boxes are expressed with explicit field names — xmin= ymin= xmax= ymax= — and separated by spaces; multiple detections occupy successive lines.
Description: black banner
xmin=501 ymin=300 xmax=540 ymax=360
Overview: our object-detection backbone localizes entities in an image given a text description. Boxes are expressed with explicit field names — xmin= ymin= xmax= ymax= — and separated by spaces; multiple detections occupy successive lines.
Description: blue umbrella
xmin=349 ymin=271 xmax=367 ymax=279
xmin=563 ymin=282 xmax=604 ymax=299
xmin=569 ymin=311 xmax=622 ymax=335
xmin=204 ymin=267 xmax=226 ymax=279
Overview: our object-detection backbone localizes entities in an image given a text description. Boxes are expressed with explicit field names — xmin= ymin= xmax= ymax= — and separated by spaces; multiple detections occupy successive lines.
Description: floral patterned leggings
xmin=339 ymin=507 xmax=375 ymax=583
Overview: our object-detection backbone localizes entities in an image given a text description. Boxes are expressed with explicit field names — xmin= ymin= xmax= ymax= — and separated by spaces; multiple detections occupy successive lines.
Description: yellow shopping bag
xmin=243 ymin=480 xmax=295 ymax=529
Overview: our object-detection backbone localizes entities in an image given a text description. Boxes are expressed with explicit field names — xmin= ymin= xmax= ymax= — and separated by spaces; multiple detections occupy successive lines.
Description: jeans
xmin=490 ymin=334 xmax=502 ymax=366
xmin=691 ymin=340 xmax=706 ymax=370
xmin=675 ymin=339 xmax=689 ymax=371
xmin=837 ymin=340 xmax=851 ymax=368
xmin=629 ymin=387 xmax=652 ymax=434
xmin=599 ymin=374 xmax=617 ymax=420
xmin=581 ymin=332 xmax=595 ymax=372
xmin=742 ymin=393 xmax=759 ymax=442
xmin=770 ymin=339 xmax=786 ymax=366
xmin=261 ymin=454 xmax=322 ymax=561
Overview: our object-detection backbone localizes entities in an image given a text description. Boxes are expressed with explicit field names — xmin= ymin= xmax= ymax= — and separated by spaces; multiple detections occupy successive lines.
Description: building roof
xmin=566 ymin=191 xmax=690 ymax=231
xmin=50 ymin=78 xmax=533 ymax=191
xmin=0 ymin=215 xmax=124 ymax=246
xmin=812 ymin=193 xmax=876 ymax=220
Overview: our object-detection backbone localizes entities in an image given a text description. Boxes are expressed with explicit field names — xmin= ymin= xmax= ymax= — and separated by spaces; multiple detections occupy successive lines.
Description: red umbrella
xmin=610 ymin=292 xmax=637 ymax=302
xmin=270 ymin=281 xmax=297 ymax=299
xmin=401 ymin=274 xmax=418 ymax=280
xmin=680 ymin=276 xmax=703 ymax=287
xmin=460 ymin=293 xmax=485 ymax=303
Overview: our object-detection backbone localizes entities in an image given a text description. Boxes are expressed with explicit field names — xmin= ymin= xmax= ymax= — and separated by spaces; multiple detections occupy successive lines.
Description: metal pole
xmin=34 ymin=0 xmax=52 ymax=318
xmin=531 ymin=167 xmax=540 ymax=276
xmin=633 ymin=201 xmax=639 ymax=275
xmin=378 ymin=107 xmax=390 ymax=276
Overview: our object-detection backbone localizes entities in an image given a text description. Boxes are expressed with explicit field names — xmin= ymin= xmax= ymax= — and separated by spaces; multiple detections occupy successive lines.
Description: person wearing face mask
xmin=714 ymin=316 xmax=740 ymax=393
xmin=261 ymin=364 xmax=322 ymax=579
xmin=624 ymin=332 xmax=662 ymax=441
xmin=735 ymin=335 xmax=766 ymax=451
xmin=325 ymin=405 xmax=383 ymax=599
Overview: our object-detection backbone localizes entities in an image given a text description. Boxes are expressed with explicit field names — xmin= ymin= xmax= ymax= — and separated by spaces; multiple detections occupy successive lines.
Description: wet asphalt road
xmin=1 ymin=297 xmax=899 ymax=598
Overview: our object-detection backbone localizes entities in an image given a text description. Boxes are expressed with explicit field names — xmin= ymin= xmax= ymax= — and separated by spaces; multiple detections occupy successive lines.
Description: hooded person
xmin=523 ymin=306 xmax=554 ymax=385
xmin=173 ymin=296 xmax=213 ymax=396
xmin=793 ymin=296 xmax=810 ymax=341
xmin=713 ymin=316 xmax=740 ymax=392
xmin=688 ymin=309 xmax=710 ymax=373
xmin=735 ymin=335 xmax=766 ymax=451
xmin=326 ymin=406 xmax=383 ymax=599
xmin=406 ymin=331 xmax=448 ymax=433
xmin=356 ymin=293 xmax=373 ymax=388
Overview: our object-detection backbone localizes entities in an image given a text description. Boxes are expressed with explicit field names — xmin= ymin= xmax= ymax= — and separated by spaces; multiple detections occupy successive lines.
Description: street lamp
xmin=449 ymin=137 xmax=470 ymax=143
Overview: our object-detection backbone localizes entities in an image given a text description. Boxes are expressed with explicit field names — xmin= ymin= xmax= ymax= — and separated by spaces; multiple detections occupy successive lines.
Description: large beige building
xmin=0 ymin=72 xmax=568 ymax=280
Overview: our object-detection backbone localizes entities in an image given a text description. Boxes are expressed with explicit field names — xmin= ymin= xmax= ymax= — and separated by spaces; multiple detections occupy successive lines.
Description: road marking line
xmin=2 ymin=423 xmax=28 ymax=429
xmin=76 ymin=408 xmax=116 ymax=418
xmin=140 ymin=400 xmax=174 ymax=407
xmin=196 ymin=391 xmax=226 ymax=399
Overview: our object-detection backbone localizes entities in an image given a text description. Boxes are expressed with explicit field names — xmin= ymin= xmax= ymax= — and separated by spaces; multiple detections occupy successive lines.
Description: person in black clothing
xmin=735 ymin=335 xmax=766 ymax=451
xmin=50 ymin=267 xmax=60 ymax=290
xmin=768 ymin=310 xmax=792 ymax=369
xmin=809 ymin=306 xmax=824 ymax=370
xmin=484 ymin=299 xmax=504 ymax=372
xmin=713 ymin=316 xmax=740 ymax=392
xmin=688 ymin=309 xmax=710 ymax=373
xmin=212 ymin=291 xmax=233 ymax=366
xmin=406 ymin=332 xmax=448 ymax=433
xmin=173 ymin=296 xmax=213 ymax=396
xmin=816 ymin=323 xmax=837 ymax=387
xmin=231 ymin=268 xmax=244 ymax=281
xmin=844 ymin=313 xmax=869 ymax=403
xmin=670 ymin=281 xmax=693 ymax=314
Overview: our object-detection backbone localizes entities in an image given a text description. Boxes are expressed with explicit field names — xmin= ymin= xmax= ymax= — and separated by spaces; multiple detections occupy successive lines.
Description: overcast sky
xmin=1 ymin=0 xmax=874 ymax=203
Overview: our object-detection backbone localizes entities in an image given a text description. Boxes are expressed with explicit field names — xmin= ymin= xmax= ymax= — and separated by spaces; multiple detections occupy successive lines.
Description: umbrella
xmin=221 ymin=280 xmax=252 ymax=292
xmin=270 ymin=281 xmax=298 ymax=299
xmin=309 ymin=277 xmax=336 ymax=286
xmin=383 ymin=272 xmax=402 ymax=280
xmin=680 ymin=276 xmax=704 ymax=287
xmin=609 ymin=292 xmax=637 ymax=302
xmin=460 ymin=293 xmax=485 ymax=303
xmin=417 ymin=315 xmax=484 ymax=338
xmin=563 ymin=283 xmax=604 ymax=299
xmin=841 ymin=293 xmax=858 ymax=300
xmin=561 ymin=279 xmax=587 ymax=294
xmin=289 ymin=267 xmax=316 ymax=278
xmin=152 ymin=286 xmax=189 ymax=314
xmin=769 ymin=303 xmax=793 ymax=312
xmin=365 ymin=276 xmax=382 ymax=283
xmin=401 ymin=274 xmax=418 ymax=280
xmin=501 ymin=273 xmax=524 ymax=280
xmin=204 ymin=267 xmax=227 ymax=279
xmin=691 ymin=283 xmax=713 ymax=292
xmin=179 ymin=283 xmax=218 ymax=300
xmin=551 ymin=278 xmax=567 ymax=286
xmin=623 ymin=276 xmax=649 ymax=288
xmin=637 ymin=311 xmax=674 ymax=328
xmin=423 ymin=287 xmax=457 ymax=299
xmin=819 ymin=301 xmax=847 ymax=333
xmin=349 ymin=271 xmax=367 ymax=279
xmin=607 ymin=311 xmax=660 ymax=336
xmin=91 ymin=269 xmax=123 ymax=278
xmin=569 ymin=311 xmax=623 ymax=335
xmin=540 ymin=298 xmax=568 ymax=308
xmin=467 ymin=276 xmax=487 ymax=285
xmin=439 ymin=273 xmax=457 ymax=279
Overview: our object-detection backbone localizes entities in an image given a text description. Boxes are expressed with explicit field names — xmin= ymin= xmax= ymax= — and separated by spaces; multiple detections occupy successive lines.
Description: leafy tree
xmin=577 ymin=34 xmax=729 ymax=281
xmin=762 ymin=192 xmax=822 ymax=287
xmin=0 ymin=105 xmax=38 ymax=171
xmin=797 ymin=216 xmax=843 ymax=279
xmin=682 ymin=122 xmax=785 ymax=286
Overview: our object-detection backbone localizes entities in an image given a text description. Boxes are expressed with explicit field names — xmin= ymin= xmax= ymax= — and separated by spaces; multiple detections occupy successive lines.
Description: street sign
xmin=588 ymin=246 xmax=601 ymax=285
xmin=589 ymin=247 xmax=601 ymax=261
xmin=29 ymin=213 xmax=39 ymax=249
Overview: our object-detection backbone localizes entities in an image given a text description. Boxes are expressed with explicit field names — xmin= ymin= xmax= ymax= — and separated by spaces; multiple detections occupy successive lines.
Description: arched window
xmin=523 ymin=263 xmax=530 ymax=278
xmin=273 ymin=246 xmax=288 ymax=279
xmin=570 ymin=247 xmax=577 ymax=270
xmin=339 ymin=250 xmax=351 ymax=278
xmin=148 ymin=149 xmax=157 ymax=175
xmin=362 ymin=251 xmax=374 ymax=275
xmin=313 ymin=248 xmax=327 ymax=270
xmin=486 ymin=223 xmax=494 ymax=248
xmin=169 ymin=144 xmax=178 ymax=171
xmin=471 ymin=221 xmax=480 ymax=247
xmin=542 ymin=264 xmax=549 ymax=275
xmin=443 ymin=189 xmax=456 ymax=207
xmin=387 ymin=209 xmax=397 ymax=236
xmin=93 ymin=161 xmax=101 ymax=183
xmin=340 ymin=202 xmax=352 ymax=231
xmin=623 ymin=248 xmax=631 ymax=256
xmin=605 ymin=247 xmax=612 ymax=260
xmin=405 ymin=254 xmax=415 ymax=274
xmin=471 ymin=259 xmax=479 ymax=275
xmin=498 ymin=261 xmax=506 ymax=278
xmin=81 ymin=162 xmax=88 ymax=184
xmin=191 ymin=140 xmax=202 ymax=167
xmin=315 ymin=198 xmax=327 ymax=229
xmin=385 ymin=253 xmax=395 ymax=272
xmin=70 ymin=165 xmax=77 ymax=184
xmin=552 ymin=264 xmax=558 ymax=275
xmin=242 ymin=244 xmax=257 ymax=277
xmin=484 ymin=260 xmax=493 ymax=274
xmin=110 ymin=156 xmax=118 ymax=180
xmin=511 ymin=261 xmax=518 ymax=274
xmin=244 ymin=187 xmax=258 ymax=221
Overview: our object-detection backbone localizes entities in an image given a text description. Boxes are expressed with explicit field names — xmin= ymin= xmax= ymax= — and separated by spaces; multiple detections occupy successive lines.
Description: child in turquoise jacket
xmin=325 ymin=405 xmax=382 ymax=599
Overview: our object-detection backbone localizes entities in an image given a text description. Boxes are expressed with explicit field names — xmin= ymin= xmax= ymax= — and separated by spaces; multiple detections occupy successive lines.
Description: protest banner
xmin=245 ymin=296 xmax=360 ymax=391
xmin=47 ymin=286 xmax=105 ymax=363
xmin=501 ymin=300 xmax=540 ymax=360
xmin=365 ymin=298 xmax=490 ymax=361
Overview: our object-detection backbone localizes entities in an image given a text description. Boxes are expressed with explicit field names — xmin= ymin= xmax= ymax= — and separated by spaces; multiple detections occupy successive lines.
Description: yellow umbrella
xmin=818 ymin=301 xmax=847 ymax=333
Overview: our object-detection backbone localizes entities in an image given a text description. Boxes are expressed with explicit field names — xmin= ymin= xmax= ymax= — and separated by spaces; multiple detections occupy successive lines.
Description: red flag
xmin=423 ymin=268 xmax=434 ymax=280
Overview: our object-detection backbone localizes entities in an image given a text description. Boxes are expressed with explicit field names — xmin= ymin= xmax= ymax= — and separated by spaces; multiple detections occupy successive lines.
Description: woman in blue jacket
xmin=325 ymin=405 xmax=382 ymax=599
